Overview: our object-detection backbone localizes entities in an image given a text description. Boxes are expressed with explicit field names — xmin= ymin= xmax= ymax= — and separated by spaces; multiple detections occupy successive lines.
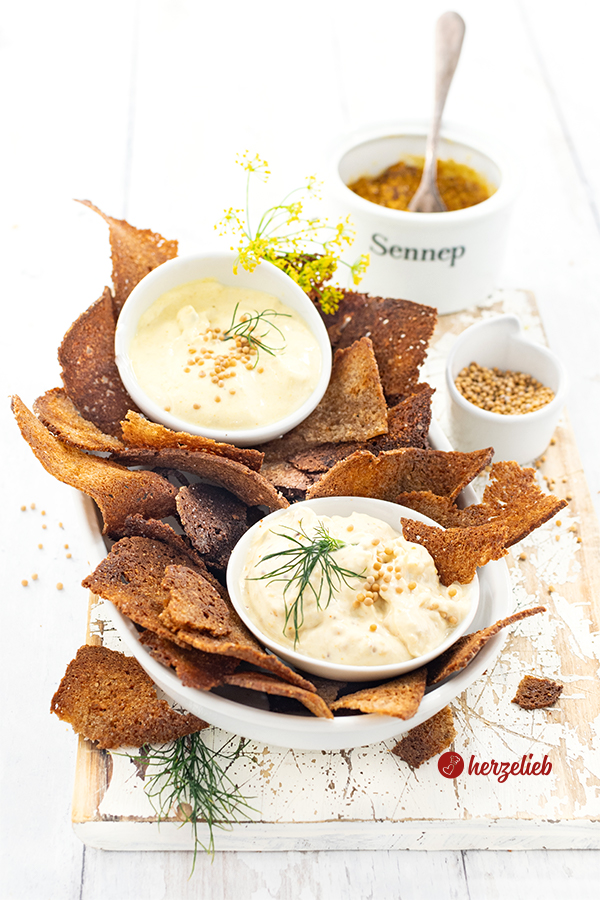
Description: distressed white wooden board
xmin=70 ymin=290 xmax=600 ymax=851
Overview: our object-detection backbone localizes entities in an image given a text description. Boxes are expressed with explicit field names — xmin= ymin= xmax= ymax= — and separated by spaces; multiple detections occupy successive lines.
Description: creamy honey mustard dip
xmin=129 ymin=278 xmax=322 ymax=430
xmin=241 ymin=508 xmax=474 ymax=666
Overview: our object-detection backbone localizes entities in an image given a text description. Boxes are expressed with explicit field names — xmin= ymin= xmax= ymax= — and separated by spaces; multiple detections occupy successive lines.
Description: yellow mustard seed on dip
xmin=129 ymin=278 xmax=321 ymax=431
xmin=455 ymin=362 xmax=555 ymax=414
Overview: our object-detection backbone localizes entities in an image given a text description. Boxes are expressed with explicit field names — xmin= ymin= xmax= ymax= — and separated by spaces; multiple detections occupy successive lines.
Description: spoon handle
xmin=425 ymin=11 xmax=465 ymax=184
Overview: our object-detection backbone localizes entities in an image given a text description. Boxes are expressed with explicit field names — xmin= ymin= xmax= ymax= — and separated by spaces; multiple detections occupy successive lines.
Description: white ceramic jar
xmin=328 ymin=122 xmax=517 ymax=314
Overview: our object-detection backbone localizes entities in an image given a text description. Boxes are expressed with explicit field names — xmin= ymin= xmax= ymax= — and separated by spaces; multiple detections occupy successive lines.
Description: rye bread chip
xmin=121 ymin=411 xmax=264 ymax=471
xmin=110 ymin=446 xmax=288 ymax=511
xmin=176 ymin=483 xmax=249 ymax=570
xmin=512 ymin=674 xmax=563 ymax=709
xmin=50 ymin=644 xmax=206 ymax=749
xmin=161 ymin=565 xmax=232 ymax=636
xmin=321 ymin=291 xmax=437 ymax=401
xmin=427 ymin=606 xmax=547 ymax=685
xmin=391 ymin=706 xmax=456 ymax=767
xmin=12 ymin=397 xmax=176 ymax=535
xmin=397 ymin=460 xmax=567 ymax=546
xmin=400 ymin=518 xmax=509 ymax=586
xmin=58 ymin=287 xmax=138 ymax=436
xmin=222 ymin=672 xmax=334 ymax=719
xmin=330 ymin=668 xmax=427 ymax=719
xmin=261 ymin=461 xmax=318 ymax=502
xmin=34 ymin=388 xmax=125 ymax=452
xmin=306 ymin=447 xmax=493 ymax=502
xmin=140 ymin=631 xmax=239 ymax=690
xmin=79 ymin=200 xmax=178 ymax=316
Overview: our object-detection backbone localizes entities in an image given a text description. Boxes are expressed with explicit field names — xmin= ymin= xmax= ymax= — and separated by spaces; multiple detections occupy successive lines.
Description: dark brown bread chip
xmin=309 ymin=676 xmax=347 ymax=706
xmin=34 ymin=388 xmax=125 ymax=452
xmin=369 ymin=386 xmax=434 ymax=453
xmin=427 ymin=607 xmax=547 ymax=685
xmin=110 ymin=446 xmax=288 ymax=511
xmin=161 ymin=565 xmax=232 ymax=636
xmin=222 ymin=672 xmax=334 ymax=719
xmin=50 ymin=644 xmax=206 ymax=749
xmin=58 ymin=287 xmax=139 ymax=436
xmin=512 ymin=675 xmax=563 ymax=709
xmin=12 ymin=397 xmax=176 ymax=535
xmin=321 ymin=291 xmax=437 ymax=401
xmin=78 ymin=201 xmax=178 ymax=316
xmin=391 ymin=706 xmax=457 ymax=767
xmin=400 ymin=518 xmax=509 ymax=586
xmin=140 ymin=631 xmax=239 ymax=690
xmin=176 ymin=483 xmax=249 ymax=571
xmin=329 ymin=668 xmax=427 ymax=719
xmin=261 ymin=461 xmax=318 ymax=501
xmin=307 ymin=447 xmax=493 ymax=503
xmin=121 ymin=411 xmax=264 ymax=472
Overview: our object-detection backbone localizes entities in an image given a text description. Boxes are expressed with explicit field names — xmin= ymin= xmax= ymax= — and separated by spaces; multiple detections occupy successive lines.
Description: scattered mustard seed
xmin=30 ymin=503 xmax=36 ymax=509
xmin=20 ymin=505 xmax=26 ymax=511
xmin=519 ymin=552 xmax=527 ymax=561
xmin=66 ymin=553 xmax=72 ymax=559
xmin=566 ymin=493 xmax=573 ymax=501
xmin=42 ymin=524 xmax=47 ymax=530
xmin=408 ymin=581 xmax=417 ymax=591
xmin=38 ymin=543 xmax=43 ymax=549
xmin=556 ymin=520 xmax=562 ymax=527
xmin=21 ymin=579 xmax=28 ymax=587
xmin=41 ymin=510 xmax=46 ymax=516
xmin=548 ymin=584 xmax=556 ymax=592
xmin=56 ymin=582 xmax=63 ymax=591
xmin=370 ymin=624 xmax=377 ymax=632
xmin=32 ymin=574 xmax=38 ymax=581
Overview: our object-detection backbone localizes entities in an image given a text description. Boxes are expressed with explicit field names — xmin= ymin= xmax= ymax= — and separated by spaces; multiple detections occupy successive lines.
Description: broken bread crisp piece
xmin=400 ymin=518 xmax=509 ymax=586
xmin=12 ymin=396 xmax=176 ymax=535
xmin=161 ymin=565 xmax=232 ymax=636
xmin=222 ymin=672 xmax=334 ymax=719
xmin=392 ymin=706 xmax=456 ymax=767
xmin=330 ymin=668 xmax=427 ymax=719
xmin=34 ymin=388 xmax=125 ymax=452
xmin=512 ymin=675 xmax=563 ymax=709
xmin=140 ymin=631 xmax=239 ymax=690
xmin=50 ymin=644 xmax=206 ymax=749
xmin=427 ymin=607 xmax=547 ymax=685
xmin=58 ymin=287 xmax=138 ymax=436
xmin=121 ymin=410 xmax=264 ymax=471
xmin=78 ymin=200 xmax=178 ymax=316
xmin=307 ymin=447 xmax=493 ymax=502
xmin=176 ymin=483 xmax=249 ymax=571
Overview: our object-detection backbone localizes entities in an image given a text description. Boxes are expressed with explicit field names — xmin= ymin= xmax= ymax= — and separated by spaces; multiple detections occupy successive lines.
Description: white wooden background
xmin=2 ymin=1 xmax=600 ymax=898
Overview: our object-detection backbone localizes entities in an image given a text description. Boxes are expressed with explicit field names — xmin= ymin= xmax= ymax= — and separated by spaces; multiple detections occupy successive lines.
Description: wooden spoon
xmin=408 ymin=11 xmax=466 ymax=213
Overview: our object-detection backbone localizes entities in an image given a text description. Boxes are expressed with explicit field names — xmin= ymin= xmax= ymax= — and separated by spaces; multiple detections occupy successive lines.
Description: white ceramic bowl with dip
xmin=114 ymin=251 xmax=332 ymax=446
xmin=227 ymin=496 xmax=480 ymax=682
xmin=446 ymin=314 xmax=568 ymax=464
xmin=327 ymin=121 xmax=516 ymax=314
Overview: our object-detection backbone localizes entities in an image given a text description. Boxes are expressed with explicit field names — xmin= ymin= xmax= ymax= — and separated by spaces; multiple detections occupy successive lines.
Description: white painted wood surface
xmin=2 ymin=1 xmax=600 ymax=897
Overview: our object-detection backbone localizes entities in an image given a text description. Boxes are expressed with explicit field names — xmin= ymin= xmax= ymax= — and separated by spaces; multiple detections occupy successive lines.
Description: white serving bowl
xmin=446 ymin=314 xmax=568 ymax=464
xmin=226 ymin=496 xmax=480 ymax=682
xmin=114 ymin=252 xmax=332 ymax=446
xmin=327 ymin=121 xmax=516 ymax=313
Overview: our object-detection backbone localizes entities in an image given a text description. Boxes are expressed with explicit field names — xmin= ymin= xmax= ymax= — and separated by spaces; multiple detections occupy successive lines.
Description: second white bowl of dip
xmin=227 ymin=496 xmax=480 ymax=682
xmin=114 ymin=252 xmax=332 ymax=446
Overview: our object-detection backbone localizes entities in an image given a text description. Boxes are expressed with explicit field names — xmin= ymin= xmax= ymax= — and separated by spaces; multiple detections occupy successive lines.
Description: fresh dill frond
xmin=132 ymin=732 xmax=255 ymax=873
xmin=249 ymin=520 xmax=364 ymax=646
xmin=222 ymin=301 xmax=290 ymax=365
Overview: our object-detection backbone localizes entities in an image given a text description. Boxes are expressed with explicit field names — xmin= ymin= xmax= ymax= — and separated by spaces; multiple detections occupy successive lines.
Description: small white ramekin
xmin=327 ymin=121 xmax=517 ymax=313
xmin=446 ymin=315 xmax=568 ymax=464
xmin=114 ymin=252 xmax=332 ymax=446
xmin=227 ymin=496 xmax=480 ymax=682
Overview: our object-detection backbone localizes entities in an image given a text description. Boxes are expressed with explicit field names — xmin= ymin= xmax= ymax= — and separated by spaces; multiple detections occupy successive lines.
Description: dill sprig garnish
xmin=250 ymin=520 xmax=364 ymax=646
xmin=132 ymin=732 xmax=255 ymax=872
xmin=222 ymin=301 xmax=290 ymax=365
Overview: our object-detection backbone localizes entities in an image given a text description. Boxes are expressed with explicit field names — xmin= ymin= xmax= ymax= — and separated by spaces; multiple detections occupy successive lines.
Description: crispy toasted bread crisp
xmin=392 ymin=706 xmax=457 ymax=767
xmin=12 ymin=397 xmax=176 ymax=535
xmin=140 ymin=631 xmax=239 ymax=690
xmin=512 ymin=675 xmax=563 ymax=709
xmin=58 ymin=288 xmax=138 ymax=436
xmin=322 ymin=291 xmax=437 ymax=401
xmin=161 ymin=565 xmax=232 ymax=636
xmin=398 ymin=460 xmax=567 ymax=545
xmin=79 ymin=201 xmax=178 ymax=316
xmin=330 ymin=668 xmax=427 ymax=719
xmin=50 ymin=644 xmax=206 ymax=748
xmin=176 ymin=483 xmax=249 ymax=570
xmin=34 ymin=388 xmax=125 ymax=452
xmin=121 ymin=411 xmax=264 ymax=471
xmin=307 ymin=447 xmax=493 ymax=502
xmin=427 ymin=607 xmax=547 ymax=685
xmin=222 ymin=672 xmax=334 ymax=719
xmin=400 ymin=518 xmax=509 ymax=586
xmin=261 ymin=461 xmax=318 ymax=501
xmin=110 ymin=446 xmax=288 ymax=511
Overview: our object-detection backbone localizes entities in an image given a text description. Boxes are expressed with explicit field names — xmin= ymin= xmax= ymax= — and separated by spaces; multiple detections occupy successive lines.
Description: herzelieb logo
xmin=438 ymin=752 xmax=465 ymax=778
